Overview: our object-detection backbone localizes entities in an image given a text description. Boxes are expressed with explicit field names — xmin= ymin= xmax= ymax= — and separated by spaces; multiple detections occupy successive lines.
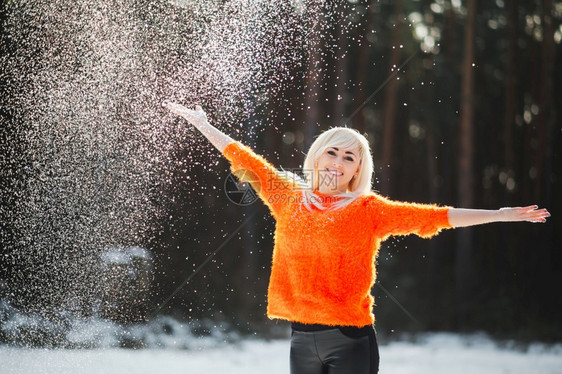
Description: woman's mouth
xmin=326 ymin=168 xmax=343 ymax=176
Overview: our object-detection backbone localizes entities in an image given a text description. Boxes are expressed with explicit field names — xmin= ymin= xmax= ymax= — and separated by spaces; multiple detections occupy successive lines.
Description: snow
xmin=1 ymin=333 xmax=561 ymax=374
xmin=100 ymin=247 xmax=152 ymax=265
xmin=381 ymin=334 xmax=562 ymax=374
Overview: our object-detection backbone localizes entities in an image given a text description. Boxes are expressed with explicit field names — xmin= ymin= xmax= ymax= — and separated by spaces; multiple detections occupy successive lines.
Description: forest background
xmin=1 ymin=0 xmax=561 ymax=344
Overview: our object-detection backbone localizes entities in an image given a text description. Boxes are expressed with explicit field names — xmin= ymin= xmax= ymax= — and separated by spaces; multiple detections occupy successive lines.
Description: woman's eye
xmin=345 ymin=157 xmax=354 ymax=162
xmin=327 ymin=150 xmax=336 ymax=156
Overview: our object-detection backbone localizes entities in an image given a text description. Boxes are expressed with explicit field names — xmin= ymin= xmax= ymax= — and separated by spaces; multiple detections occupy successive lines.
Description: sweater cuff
xmin=222 ymin=141 xmax=242 ymax=162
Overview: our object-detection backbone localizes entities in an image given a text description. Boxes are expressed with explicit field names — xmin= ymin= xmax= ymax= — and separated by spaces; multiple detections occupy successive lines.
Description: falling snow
xmin=0 ymin=0 xmax=335 ymax=327
xmin=0 ymin=0 xmax=381 ymax=347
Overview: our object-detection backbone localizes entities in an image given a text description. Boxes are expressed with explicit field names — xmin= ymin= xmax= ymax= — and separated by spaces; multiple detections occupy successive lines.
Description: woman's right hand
xmin=163 ymin=101 xmax=209 ymax=128
xmin=162 ymin=101 xmax=234 ymax=152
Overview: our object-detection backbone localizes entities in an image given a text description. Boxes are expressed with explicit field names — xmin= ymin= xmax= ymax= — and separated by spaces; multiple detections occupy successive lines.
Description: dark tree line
xmin=160 ymin=0 xmax=561 ymax=340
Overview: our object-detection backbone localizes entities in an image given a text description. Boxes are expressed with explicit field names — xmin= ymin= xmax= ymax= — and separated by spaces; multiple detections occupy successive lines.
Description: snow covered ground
xmin=1 ymin=333 xmax=561 ymax=374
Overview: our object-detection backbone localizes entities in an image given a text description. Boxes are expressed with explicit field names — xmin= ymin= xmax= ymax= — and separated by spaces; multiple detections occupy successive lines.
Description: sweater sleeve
xmin=367 ymin=193 xmax=452 ymax=239
xmin=222 ymin=142 xmax=297 ymax=217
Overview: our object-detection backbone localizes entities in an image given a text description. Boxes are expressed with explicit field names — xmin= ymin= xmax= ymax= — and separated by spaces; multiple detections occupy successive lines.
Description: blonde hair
xmin=300 ymin=127 xmax=374 ymax=210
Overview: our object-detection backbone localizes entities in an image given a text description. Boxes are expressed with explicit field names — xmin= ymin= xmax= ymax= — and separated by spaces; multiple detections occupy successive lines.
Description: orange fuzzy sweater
xmin=223 ymin=142 xmax=452 ymax=327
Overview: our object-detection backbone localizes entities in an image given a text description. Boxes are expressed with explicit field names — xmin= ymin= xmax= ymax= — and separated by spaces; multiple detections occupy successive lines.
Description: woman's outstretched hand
xmin=448 ymin=205 xmax=550 ymax=227
xmin=163 ymin=101 xmax=209 ymax=127
xmin=499 ymin=205 xmax=550 ymax=223
xmin=162 ymin=101 xmax=234 ymax=152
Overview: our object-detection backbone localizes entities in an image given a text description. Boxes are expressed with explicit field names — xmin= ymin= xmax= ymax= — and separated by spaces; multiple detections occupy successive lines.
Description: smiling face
xmin=303 ymin=127 xmax=373 ymax=200
xmin=316 ymin=146 xmax=361 ymax=194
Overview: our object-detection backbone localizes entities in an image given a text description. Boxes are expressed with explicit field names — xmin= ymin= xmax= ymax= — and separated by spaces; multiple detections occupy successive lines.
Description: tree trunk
xmin=352 ymin=1 xmax=375 ymax=134
xmin=304 ymin=11 xmax=323 ymax=150
xmin=455 ymin=0 xmax=476 ymax=321
xmin=534 ymin=0 xmax=555 ymax=202
xmin=503 ymin=0 xmax=518 ymax=187
xmin=334 ymin=2 xmax=348 ymax=126
xmin=380 ymin=0 xmax=404 ymax=194
xmin=440 ymin=0 xmax=457 ymax=206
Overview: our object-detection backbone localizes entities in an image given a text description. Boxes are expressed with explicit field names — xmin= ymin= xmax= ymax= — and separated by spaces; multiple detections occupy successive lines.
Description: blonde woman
xmin=164 ymin=102 xmax=550 ymax=374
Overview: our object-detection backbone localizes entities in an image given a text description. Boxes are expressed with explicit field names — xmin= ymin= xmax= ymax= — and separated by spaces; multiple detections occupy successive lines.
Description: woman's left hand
xmin=499 ymin=205 xmax=550 ymax=223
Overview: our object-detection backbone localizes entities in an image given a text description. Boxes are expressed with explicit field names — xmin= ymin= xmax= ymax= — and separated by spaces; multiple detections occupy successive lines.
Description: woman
xmin=164 ymin=102 xmax=550 ymax=374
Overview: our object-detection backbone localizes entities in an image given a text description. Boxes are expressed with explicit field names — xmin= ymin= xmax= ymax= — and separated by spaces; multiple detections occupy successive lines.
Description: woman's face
xmin=316 ymin=146 xmax=361 ymax=194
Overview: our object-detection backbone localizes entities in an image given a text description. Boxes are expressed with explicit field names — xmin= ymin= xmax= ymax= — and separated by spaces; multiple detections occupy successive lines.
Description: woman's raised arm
xmin=164 ymin=102 xmax=234 ymax=153
xmin=447 ymin=206 xmax=550 ymax=228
